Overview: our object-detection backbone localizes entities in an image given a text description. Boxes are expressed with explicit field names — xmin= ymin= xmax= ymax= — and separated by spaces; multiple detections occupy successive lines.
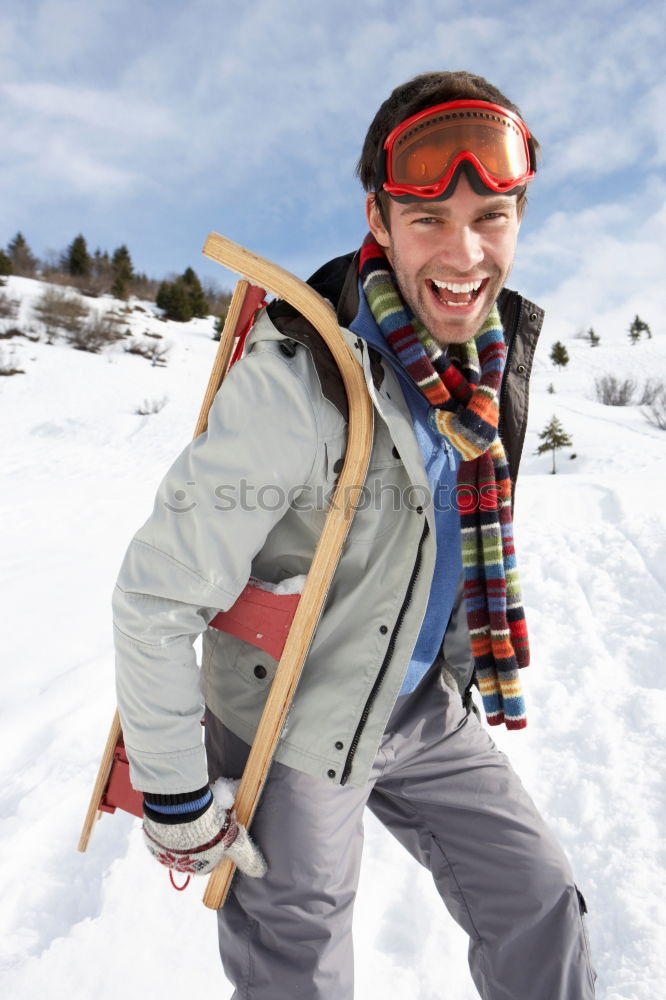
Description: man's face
xmin=365 ymin=173 xmax=521 ymax=346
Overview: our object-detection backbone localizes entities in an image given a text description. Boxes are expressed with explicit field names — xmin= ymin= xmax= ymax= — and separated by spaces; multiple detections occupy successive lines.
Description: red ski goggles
xmin=377 ymin=100 xmax=537 ymax=201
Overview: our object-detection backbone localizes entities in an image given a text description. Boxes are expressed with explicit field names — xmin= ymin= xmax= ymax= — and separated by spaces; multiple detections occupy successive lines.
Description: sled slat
xmin=200 ymin=234 xmax=373 ymax=909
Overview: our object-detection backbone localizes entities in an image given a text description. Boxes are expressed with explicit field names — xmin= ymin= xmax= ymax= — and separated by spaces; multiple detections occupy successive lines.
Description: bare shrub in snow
xmin=0 ymin=292 xmax=20 ymax=320
xmin=643 ymin=386 xmax=666 ymax=430
xmin=65 ymin=313 xmax=126 ymax=353
xmin=639 ymin=378 xmax=664 ymax=406
xmin=203 ymin=280 xmax=233 ymax=318
xmin=136 ymin=396 xmax=168 ymax=415
xmin=34 ymin=287 xmax=89 ymax=344
xmin=573 ymin=326 xmax=599 ymax=345
xmin=0 ymin=346 xmax=25 ymax=375
xmin=125 ymin=338 xmax=171 ymax=366
xmin=594 ymin=375 xmax=636 ymax=406
xmin=0 ymin=326 xmax=40 ymax=342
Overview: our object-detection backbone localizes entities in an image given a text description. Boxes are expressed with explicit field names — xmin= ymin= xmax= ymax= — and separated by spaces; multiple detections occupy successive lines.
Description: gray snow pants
xmin=205 ymin=669 xmax=596 ymax=1000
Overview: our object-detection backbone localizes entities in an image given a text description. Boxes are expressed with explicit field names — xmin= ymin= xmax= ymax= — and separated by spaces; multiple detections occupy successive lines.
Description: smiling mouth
xmin=428 ymin=277 xmax=487 ymax=307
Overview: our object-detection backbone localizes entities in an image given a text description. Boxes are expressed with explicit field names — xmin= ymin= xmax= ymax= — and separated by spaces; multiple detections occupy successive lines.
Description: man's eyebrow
xmin=476 ymin=197 xmax=516 ymax=213
xmin=397 ymin=203 xmax=442 ymax=216
xmin=397 ymin=197 xmax=515 ymax=217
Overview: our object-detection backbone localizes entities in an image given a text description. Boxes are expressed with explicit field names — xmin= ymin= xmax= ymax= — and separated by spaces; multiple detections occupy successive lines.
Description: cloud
xmin=0 ymin=81 xmax=173 ymax=205
xmin=3 ymin=81 xmax=175 ymax=138
xmin=1 ymin=0 xmax=664 ymax=327
xmin=514 ymin=179 xmax=666 ymax=341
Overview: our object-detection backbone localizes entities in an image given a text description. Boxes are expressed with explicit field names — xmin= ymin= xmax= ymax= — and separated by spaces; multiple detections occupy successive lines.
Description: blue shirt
xmin=350 ymin=283 xmax=463 ymax=694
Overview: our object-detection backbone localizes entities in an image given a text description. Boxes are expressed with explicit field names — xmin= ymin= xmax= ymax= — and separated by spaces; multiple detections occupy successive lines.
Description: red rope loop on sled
xmin=169 ymin=870 xmax=191 ymax=892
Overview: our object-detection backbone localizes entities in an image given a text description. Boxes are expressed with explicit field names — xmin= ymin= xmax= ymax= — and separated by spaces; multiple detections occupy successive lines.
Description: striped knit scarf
xmin=359 ymin=234 xmax=529 ymax=729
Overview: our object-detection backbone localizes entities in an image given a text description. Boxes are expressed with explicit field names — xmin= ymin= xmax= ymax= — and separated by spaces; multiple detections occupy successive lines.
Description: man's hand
xmin=143 ymin=796 xmax=267 ymax=878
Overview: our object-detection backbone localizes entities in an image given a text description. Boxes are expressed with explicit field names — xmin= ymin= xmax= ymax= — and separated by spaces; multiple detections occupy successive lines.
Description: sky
xmin=2 ymin=0 xmax=665 ymax=343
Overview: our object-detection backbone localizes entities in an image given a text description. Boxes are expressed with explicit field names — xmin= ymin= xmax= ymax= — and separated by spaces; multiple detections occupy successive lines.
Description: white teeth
xmin=432 ymin=278 xmax=483 ymax=294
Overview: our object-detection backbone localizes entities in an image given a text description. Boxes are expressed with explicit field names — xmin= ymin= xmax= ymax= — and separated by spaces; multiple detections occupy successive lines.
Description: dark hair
xmin=357 ymin=70 xmax=539 ymax=223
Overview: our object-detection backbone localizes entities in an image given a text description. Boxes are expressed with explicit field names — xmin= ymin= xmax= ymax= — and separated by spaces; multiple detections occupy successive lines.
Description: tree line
xmin=0 ymin=231 xmax=231 ymax=322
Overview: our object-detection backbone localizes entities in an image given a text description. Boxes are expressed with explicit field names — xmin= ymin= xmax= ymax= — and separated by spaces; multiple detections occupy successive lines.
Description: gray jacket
xmin=113 ymin=253 xmax=542 ymax=792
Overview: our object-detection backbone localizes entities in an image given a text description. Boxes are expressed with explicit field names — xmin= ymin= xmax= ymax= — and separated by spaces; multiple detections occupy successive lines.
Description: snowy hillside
xmin=1 ymin=276 xmax=664 ymax=999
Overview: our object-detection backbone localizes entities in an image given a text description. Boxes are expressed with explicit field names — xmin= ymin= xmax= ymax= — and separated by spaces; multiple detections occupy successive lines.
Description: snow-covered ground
xmin=1 ymin=276 xmax=664 ymax=999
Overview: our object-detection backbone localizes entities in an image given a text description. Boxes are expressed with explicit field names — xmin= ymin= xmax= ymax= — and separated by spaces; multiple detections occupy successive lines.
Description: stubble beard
xmin=390 ymin=249 xmax=508 ymax=348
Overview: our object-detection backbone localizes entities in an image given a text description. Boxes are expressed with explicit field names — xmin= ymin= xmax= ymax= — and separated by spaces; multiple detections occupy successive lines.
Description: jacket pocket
xmin=201 ymin=630 xmax=277 ymax=737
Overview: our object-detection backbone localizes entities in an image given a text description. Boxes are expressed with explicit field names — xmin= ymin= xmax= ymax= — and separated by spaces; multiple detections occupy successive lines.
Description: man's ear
xmin=365 ymin=194 xmax=391 ymax=250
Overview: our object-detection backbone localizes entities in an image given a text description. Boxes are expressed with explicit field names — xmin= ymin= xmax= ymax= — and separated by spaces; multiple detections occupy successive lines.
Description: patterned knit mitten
xmin=143 ymin=796 xmax=267 ymax=878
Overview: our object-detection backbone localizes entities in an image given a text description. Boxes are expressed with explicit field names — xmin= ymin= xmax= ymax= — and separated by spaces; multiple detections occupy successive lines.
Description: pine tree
xmin=213 ymin=313 xmax=227 ymax=341
xmin=156 ymin=268 xmax=210 ymax=321
xmin=0 ymin=250 xmax=11 ymax=276
xmin=110 ymin=245 xmax=134 ymax=299
xmin=156 ymin=279 xmax=193 ymax=322
xmin=628 ymin=315 xmax=651 ymax=344
xmin=64 ymin=234 xmax=91 ymax=277
xmin=535 ymin=414 xmax=573 ymax=475
xmin=92 ymin=248 xmax=110 ymax=278
xmin=550 ymin=341 xmax=570 ymax=369
xmin=156 ymin=280 xmax=173 ymax=316
xmin=587 ymin=327 xmax=600 ymax=347
xmin=7 ymin=232 xmax=38 ymax=276
xmin=182 ymin=267 xmax=209 ymax=318
xmin=111 ymin=274 xmax=127 ymax=300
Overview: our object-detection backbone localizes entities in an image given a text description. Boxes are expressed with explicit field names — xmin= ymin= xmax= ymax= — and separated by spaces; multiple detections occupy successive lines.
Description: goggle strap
xmin=384 ymin=161 xmax=526 ymax=203
xmin=372 ymin=143 xmax=388 ymax=193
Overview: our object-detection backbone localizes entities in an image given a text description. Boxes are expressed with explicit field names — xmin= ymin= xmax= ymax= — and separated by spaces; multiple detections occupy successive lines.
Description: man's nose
xmin=438 ymin=226 xmax=484 ymax=271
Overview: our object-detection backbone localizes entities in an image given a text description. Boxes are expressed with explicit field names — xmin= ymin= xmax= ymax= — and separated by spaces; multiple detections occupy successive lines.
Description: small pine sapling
xmin=535 ymin=414 xmax=573 ymax=474
xmin=628 ymin=315 xmax=652 ymax=344
xmin=550 ymin=340 xmax=570 ymax=369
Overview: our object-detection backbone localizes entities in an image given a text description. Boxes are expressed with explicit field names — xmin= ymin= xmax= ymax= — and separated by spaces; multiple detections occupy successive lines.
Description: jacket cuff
xmin=143 ymin=785 xmax=213 ymax=825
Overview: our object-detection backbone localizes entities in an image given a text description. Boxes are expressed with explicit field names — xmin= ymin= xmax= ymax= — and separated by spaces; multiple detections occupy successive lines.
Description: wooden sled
xmin=78 ymin=234 xmax=374 ymax=911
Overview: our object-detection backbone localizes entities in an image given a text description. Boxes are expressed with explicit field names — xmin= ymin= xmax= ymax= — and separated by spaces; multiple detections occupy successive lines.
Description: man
xmin=114 ymin=71 xmax=596 ymax=998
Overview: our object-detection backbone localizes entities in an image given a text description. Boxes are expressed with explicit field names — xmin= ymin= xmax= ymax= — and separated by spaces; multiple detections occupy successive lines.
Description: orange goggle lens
xmin=383 ymin=100 xmax=535 ymax=198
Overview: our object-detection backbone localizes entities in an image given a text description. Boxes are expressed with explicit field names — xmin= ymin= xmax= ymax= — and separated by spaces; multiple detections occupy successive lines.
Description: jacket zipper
xmin=340 ymin=519 xmax=430 ymax=785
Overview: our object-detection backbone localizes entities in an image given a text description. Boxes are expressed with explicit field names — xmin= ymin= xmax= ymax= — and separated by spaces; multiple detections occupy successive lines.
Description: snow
xmin=1 ymin=275 xmax=665 ymax=999
xmin=249 ymin=574 xmax=307 ymax=596
xmin=211 ymin=778 xmax=237 ymax=811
